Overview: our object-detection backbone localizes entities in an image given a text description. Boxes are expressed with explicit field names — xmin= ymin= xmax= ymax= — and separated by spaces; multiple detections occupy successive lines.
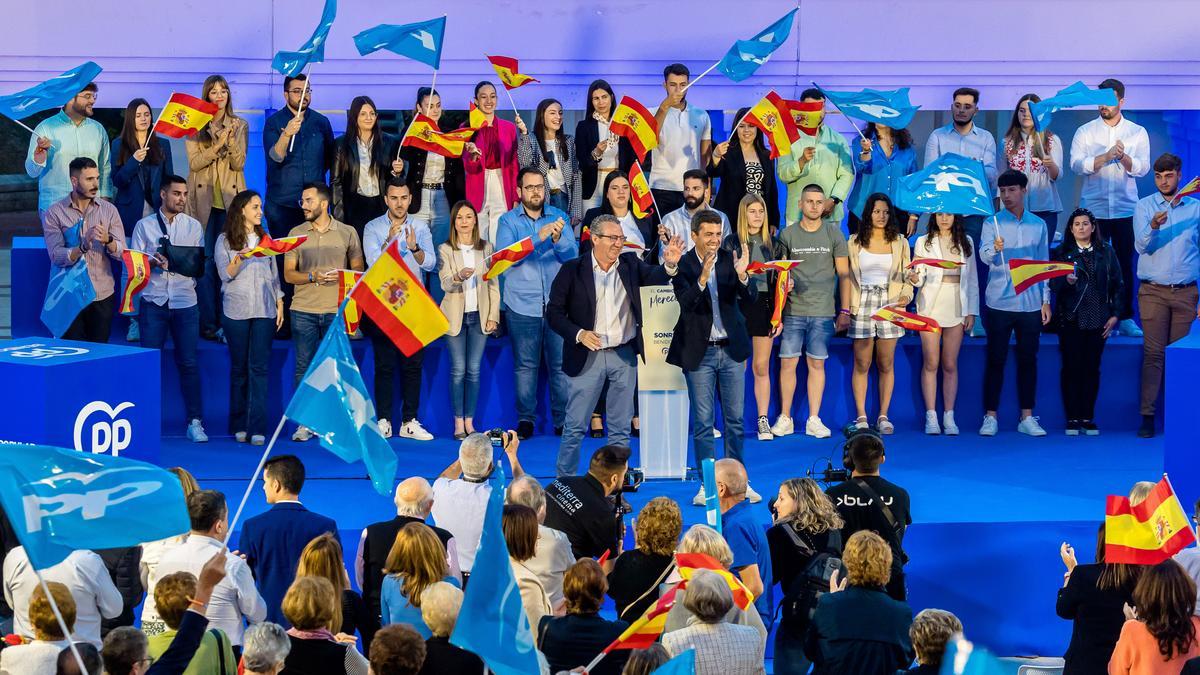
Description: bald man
xmin=715 ymin=458 xmax=773 ymax=619
xmin=506 ymin=476 xmax=576 ymax=608
xmin=356 ymin=477 xmax=460 ymax=619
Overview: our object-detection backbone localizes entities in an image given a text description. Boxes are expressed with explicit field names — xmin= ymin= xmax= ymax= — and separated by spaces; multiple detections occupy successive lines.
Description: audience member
xmin=26 ymin=81 xmax=112 ymax=212
xmin=608 ymin=497 xmax=683 ymax=622
xmin=904 ymin=609 xmax=963 ymax=675
xmin=240 ymin=622 xmax=291 ymax=675
xmin=55 ymin=643 xmax=102 ymax=675
xmin=849 ymin=122 xmax=917 ymax=234
xmin=379 ymin=523 xmax=459 ymax=639
xmin=777 ymin=88 xmax=853 ymax=227
xmin=1004 ymin=94 xmax=1063 ymax=242
xmin=432 ymin=432 xmax=523 ymax=576
xmin=93 ymin=547 xmax=142 ymax=639
xmin=0 ymin=582 xmax=75 ymax=675
xmin=663 ymin=525 xmax=766 ymax=638
xmin=804 ymin=531 xmax=914 ymax=674
xmin=296 ymin=534 xmax=375 ymax=652
xmin=650 ymin=63 xmax=713 ymax=216
xmin=3 ymin=546 xmax=120 ymax=648
xmin=462 ymin=80 xmax=522 ymax=242
xmin=139 ymin=468 xmax=200 ymax=591
xmin=506 ymin=476 xmax=576 ymax=610
xmin=657 ymin=170 xmax=731 ymax=253
xmin=279 ymin=577 xmax=369 ymax=675
xmin=619 ymin=645 xmax=671 ymax=675
xmin=416 ymin=582 xmax=483 ymax=675
xmin=331 ymin=95 xmax=400 ymax=239
xmin=1109 ymin=560 xmax=1200 ymax=673
xmin=366 ymin=625 xmax=425 ymax=675
xmin=503 ymin=504 xmax=555 ymax=629
xmin=715 ymin=459 xmax=772 ymax=618
xmin=576 ymin=79 xmax=643 ymax=214
xmin=1174 ymin=499 xmax=1200 ymax=611
xmin=662 ymin=569 xmax=766 ymax=675
xmin=518 ymin=97 xmax=583 ymax=224
xmin=580 ymin=171 xmax=656 ymax=266
xmin=1058 ymin=523 xmax=1144 ymax=675
xmin=538 ymin=559 xmax=630 ymax=675
xmin=709 ymin=111 xmax=780 ymax=231
xmin=544 ymin=445 xmax=629 ymax=565
xmin=146 ymin=572 xmax=236 ymax=672
xmin=238 ymin=455 xmax=338 ymax=626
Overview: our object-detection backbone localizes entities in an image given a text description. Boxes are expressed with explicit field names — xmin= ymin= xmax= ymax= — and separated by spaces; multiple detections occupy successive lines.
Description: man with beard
xmin=1071 ymin=78 xmax=1151 ymax=338
xmin=26 ymin=81 xmax=112 ymax=213
xmin=657 ymin=169 xmax=730 ymax=253
xmin=282 ymin=181 xmax=365 ymax=441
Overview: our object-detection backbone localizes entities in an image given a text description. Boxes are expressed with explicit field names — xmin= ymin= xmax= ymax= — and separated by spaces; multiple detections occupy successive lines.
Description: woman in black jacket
xmin=708 ymin=107 xmax=780 ymax=232
xmin=581 ymin=170 xmax=657 ymax=262
xmin=574 ymin=79 xmax=646 ymax=214
xmin=539 ymin=560 xmax=629 ymax=675
xmin=331 ymin=95 xmax=402 ymax=240
xmin=1056 ymin=523 xmax=1142 ymax=675
xmin=1050 ymin=207 xmax=1123 ymax=436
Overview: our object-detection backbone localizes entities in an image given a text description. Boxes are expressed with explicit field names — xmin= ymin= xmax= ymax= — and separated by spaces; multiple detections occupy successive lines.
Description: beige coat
xmin=511 ymin=558 xmax=553 ymax=632
xmin=185 ymin=115 xmax=248 ymax=227
xmin=847 ymin=234 xmax=913 ymax=312
xmin=438 ymin=242 xmax=500 ymax=336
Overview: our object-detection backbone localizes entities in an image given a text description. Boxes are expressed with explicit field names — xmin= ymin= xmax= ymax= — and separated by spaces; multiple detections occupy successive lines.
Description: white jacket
xmin=910 ymin=233 xmax=979 ymax=318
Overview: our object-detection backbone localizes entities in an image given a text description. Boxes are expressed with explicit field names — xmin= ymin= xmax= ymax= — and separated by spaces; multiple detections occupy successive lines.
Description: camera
xmin=486 ymin=428 xmax=507 ymax=448
xmin=805 ymin=425 xmax=883 ymax=485
xmin=622 ymin=468 xmax=644 ymax=493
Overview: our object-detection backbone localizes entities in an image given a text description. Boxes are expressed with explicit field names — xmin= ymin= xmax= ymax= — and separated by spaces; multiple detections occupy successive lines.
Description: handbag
xmin=156 ymin=211 xmax=206 ymax=278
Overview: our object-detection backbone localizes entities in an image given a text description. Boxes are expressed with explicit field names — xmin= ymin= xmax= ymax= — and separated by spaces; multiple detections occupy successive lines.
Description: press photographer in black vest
xmin=824 ymin=430 xmax=911 ymax=601
xmin=543 ymin=445 xmax=631 ymax=573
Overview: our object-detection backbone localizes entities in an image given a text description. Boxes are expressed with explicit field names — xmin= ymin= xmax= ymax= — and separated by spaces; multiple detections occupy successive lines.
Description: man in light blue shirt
xmin=1133 ymin=153 xmax=1200 ymax=437
xmin=362 ymin=178 xmax=437 ymax=441
xmin=496 ymin=167 xmax=578 ymax=439
xmin=977 ymin=170 xmax=1051 ymax=438
xmin=131 ymin=175 xmax=206 ymax=442
xmin=25 ymin=81 xmax=113 ymax=213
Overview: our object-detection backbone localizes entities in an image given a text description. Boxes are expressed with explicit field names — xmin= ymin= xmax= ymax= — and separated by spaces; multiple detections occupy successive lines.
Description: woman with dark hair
xmin=518 ymin=98 xmax=582 ymax=225
xmin=575 ymin=79 xmax=645 ymax=214
xmin=187 ymin=74 xmax=248 ymax=342
xmin=215 ymin=190 xmax=282 ymax=445
xmin=909 ymin=212 xmax=978 ymax=435
xmin=1005 ymin=93 xmax=1063 ymax=242
xmin=1110 ymin=560 xmax=1200 ymax=673
xmin=581 ymin=170 xmax=656 ymax=261
xmin=708 ymin=108 xmax=780 ymax=231
xmin=847 ymin=193 xmax=912 ymax=433
xmin=462 ymin=81 xmax=524 ymax=242
xmin=849 ymin=122 xmax=917 ymax=234
xmin=538 ymin=559 xmax=631 ymax=675
xmin=1050 ymin=207 xmax=1123 ymax=436
xmin=332 ymin=95 xmax=402 ymax=240
xmin=402 ymin=87 xmax=465 ymax=274
xmin=503 ymin=504 xmax=553 ymax=630
xmin=1057 ymin=523 xmax=1145 ymax=675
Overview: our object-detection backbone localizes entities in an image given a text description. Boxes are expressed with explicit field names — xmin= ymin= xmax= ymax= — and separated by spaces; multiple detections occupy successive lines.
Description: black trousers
xmin=1097 ymin=217 xmax=1135 ymax=320
xmin=963 ymin=215 xmax=988 ymax=322
xmin=1058 ymin=324 xmax=1106 ymax=421
xmin=63 ymin=295 xmax=115 ymax=343
xmin=983 ymin=308 xmax=1041 ymax=412
xmin=265 ymin=201 xmax=306 ymax=336
xmin=366 ymin=319 xmax=424 ymax=424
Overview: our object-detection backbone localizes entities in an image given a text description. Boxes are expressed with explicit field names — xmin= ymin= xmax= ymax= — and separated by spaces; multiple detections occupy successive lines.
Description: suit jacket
xmin=546 ymin=250 xmax=671 ymax=377
xmin=707 ymin=142 xmax=780 ymax=231
xmin=330 ymin=132 xmax=398 ymax=221
xmin=184 ymin=115 xmax=248 ymax=227
xmin=111 ymin=136 xmax=174 ymax=231
xmin=400 ymin=144 xmax=465 ymax=214
xmin=574 ymin=118 xmax=647 ymax=203
xmin=438 ymin=242 xmax=500 ymax=335
xmin=580 ymin=206 xmax=658 ymax=263
xmin=667 ymin=248 xmax=757 ymax=372
xmin=462 ymin=119 xmax=519 ymax=213
xmin=237 ymin=502 xmax=339 ymax=626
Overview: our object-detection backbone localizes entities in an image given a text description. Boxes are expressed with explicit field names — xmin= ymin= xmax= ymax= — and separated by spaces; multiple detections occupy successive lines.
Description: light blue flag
xmin=284 ymin=310 xmax=397 ymax=494
xmin=353 ymin=16 xmax=446 ymax=69
xmin=0 ymin=62 xmax=102 ymax=121
xmin=701 ymin=458 xmax=721 ymax=534
xmin=715 ymin=9 xmax=797 ymax=82
xmin=41 ymin=259 xmax=96 ymax=338
xmin=1029 ymin=81 xmax=1118 ymax=132
xmin=62 ymin=218 xmax=83 ymax=249
xmin=271 ymin=0 xmax=338 ymax=77
xmin=449 ymin=468 xmax=542 ymax=675
xmin=0 ymin=443 xmax=190 ymax=570
xmin=819 ymin=87 xmax=920 ymax=128
xmin=652 ymin=649 xmax=696 ymax=674
xmin=939 ymin=638 xmax=1019 ymax=675
xmin=896 ymin=153 xmax=995 ymax=217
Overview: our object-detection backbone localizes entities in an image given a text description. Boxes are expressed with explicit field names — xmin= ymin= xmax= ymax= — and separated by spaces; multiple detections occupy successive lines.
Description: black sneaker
xmin=1138 ymin=415 xmax=1156 ymax=438
xmin=1080 ymin=420 xmax=1100 ymax=436
xmin=517 ymin=420 xmax=534 ymax=440
xmin=1065 ymin=420 xmax=1081 ymax=436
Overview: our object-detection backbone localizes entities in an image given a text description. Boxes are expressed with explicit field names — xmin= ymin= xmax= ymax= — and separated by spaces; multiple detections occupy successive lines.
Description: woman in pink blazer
xmin=462 ymin=80 xmax=525 ymax=243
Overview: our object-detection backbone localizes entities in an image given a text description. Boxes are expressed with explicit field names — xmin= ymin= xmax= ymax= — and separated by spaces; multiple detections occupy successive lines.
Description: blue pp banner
xmin=715 ymin=9 xmax=797 ymax=82
xmin=819 ymin=86 xmax=920 ymax=129
xmin=353 ymin=16 xmax=446 ymax=69
xmin=1029 ymin=81 xmax=1118 ymax=132
xmin=896 ymin=153 xmax=995 ymax=217
xmin=271 ymin=0 xmax=337 ymax=77
xmin=0 ymin=62 xmax=102 ymax=121
xmin=702 ymin=458 xmax=721 ymax=534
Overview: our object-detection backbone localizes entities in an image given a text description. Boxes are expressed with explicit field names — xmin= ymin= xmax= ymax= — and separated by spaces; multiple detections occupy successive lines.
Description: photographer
xmin=825 ymin=431 xmax=911 ymax=601
xmin=544 ymin=445 xmax=630 ymax=572
xmin=431 ymin=431 xmax=524 ymax=579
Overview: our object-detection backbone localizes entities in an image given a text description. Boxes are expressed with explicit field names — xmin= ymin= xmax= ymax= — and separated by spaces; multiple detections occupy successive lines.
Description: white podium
xmin=637 ymin=286 xmax=689 ymax=479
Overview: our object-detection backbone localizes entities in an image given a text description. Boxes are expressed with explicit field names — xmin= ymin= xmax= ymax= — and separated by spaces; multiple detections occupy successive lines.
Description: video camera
xmin=805 ymin=424 xmax=883 ymax=485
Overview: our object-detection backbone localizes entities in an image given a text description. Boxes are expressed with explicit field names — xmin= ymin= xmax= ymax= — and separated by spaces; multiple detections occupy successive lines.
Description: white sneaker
xmin=250 ymin=435 xmax=266 ymax=446
xmin=805 ymin=416 xmax=832 ymax=439
xmin=1018 ymin=415 xmax=1047 ymax=437
xmin=692 ymin=485 xmax=706 ymax=506
xmin=979 ymin=415 xmax=998 ymax=436
xmin=771 ymin=415 xmax=795 ymax=437
xmin=943 ymin=411 xmax=959 ymax=436
xmin=377 ymin=418 xmax=393 ymax=439
xmin=187 ymin=419 xmax=208 ymax=443
xmin=399 ymin=419 xmax=434 ymax=441
xmin=746 ymin=484 xmax=762 ymax=504
xmin=756 ymin=416 xmax=774 ymax=441
xmin=970 ymin=322 xmax=987 ymax=338
xmin=234 ymin=431 xmax=247 ymax=443
xmin=713 ymin=428 xmax=722 ymax=439
xmin=924 ymin=411 xmax=941 ymax=435
xmin=292 ymin=426 xmax=314 ymax=442
xmin=1118 ymin=319 xmax=1144 ymax=337
xmin=853 ymin=416 xmax=869 ymax=430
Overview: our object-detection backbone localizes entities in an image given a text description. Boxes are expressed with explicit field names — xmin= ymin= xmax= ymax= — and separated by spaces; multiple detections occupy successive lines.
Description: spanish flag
xmin=744 ymin=91 xmax=800 ymax=159
xmin=1009 ymin=258 xmax=1074 ymax=294
xmin=628 ymin=161 xmax=654 ymax=218
xmin=153 ymin=93 xmax=219 ymax=139
xmin=485 ymin=54 xmax=538 ymax=90
xmin=1105 ymin=476 xmax=1196 ymax=564
xmin=337 ymin=269 xmax=364 ymax=334
xmin=403 ymin=114 xmax=476 ymax=158
xmin=601 ymin=584 xmax=681 ymax=652
xmin=119 ymin=250 xmax=152 ymax=315
xmin=1172 ymin=176 xmax=1200 ymax=207
xmin=350 ymin=240 xmax=449 ymax=357
xmin=241 ymin=235 xmax=307 ymax=259
xmin=675 ymin=552 xmax=754 ymax=611
xmin=483 ymin=236 xmax=535 ymax=281
xmin=468 ymin=101 xmax=489 ymax=129
xmin=579 ymin=226 xmax=590 ymax=243
xmin=785 ymin=99 xmax=824 ymax=136
xmin=873 ymin=306 xmax=941 ymax=334
xmin=908 ymin=257 xmax=964 ymax=270
xmin=610 ymin=96 xmax=658 ymax=163
xmin=748 ymin=260 xmax=800 ymax=329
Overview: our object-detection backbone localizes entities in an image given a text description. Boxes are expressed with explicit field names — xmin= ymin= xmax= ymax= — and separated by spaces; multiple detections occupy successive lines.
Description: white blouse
xmin=459 ymin=243 xmax=479 ymax=313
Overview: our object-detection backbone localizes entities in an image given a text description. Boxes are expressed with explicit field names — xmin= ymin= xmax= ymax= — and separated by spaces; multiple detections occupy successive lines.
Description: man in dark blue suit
xmin=237 ymin=455 xmax=338 ymax=625
xmin=547 ymin=214 xmax=684 ymax=476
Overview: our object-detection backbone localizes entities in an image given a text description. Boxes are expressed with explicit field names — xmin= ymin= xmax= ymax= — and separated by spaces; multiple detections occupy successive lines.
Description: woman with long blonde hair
xmin=297 ymin=533 xmax=377 ymax=648
xmin=379 ymin=523 xmax=459 ymax=638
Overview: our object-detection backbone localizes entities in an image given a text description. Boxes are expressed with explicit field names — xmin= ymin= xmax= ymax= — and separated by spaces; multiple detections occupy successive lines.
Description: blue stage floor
xmin=165 ymin=425 xmax=1165 ymax=658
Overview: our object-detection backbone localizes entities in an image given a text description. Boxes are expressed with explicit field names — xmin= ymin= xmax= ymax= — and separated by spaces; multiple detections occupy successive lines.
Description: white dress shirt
xmin=3 ymin=548 xmax=122 ymax=647
xmin=618 ymin=211 xmax=645 ymax=248
xmin=143 ymin=534 xmax=266 ymax=645
xmin=696 ymin=249 xmax=729 ymax=340
xmin=131 ymin=209 xmax=204 ymax=309
xmin=1069 ymin=115 xmax=1151 ymax=219
xmin=587 ymin=253 xmax=637 ymax=349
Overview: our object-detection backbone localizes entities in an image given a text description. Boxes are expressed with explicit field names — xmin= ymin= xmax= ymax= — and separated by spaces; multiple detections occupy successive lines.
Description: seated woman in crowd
xmin=903 ymin=609 xmax=963 ymax=674
xmin=608 ymin=496 xmax=683 ymax=623
xmin=503 ymin=504 xmax=554 ymax=630
xmin=1109 ymin=559 xmax=1200 ymax=673
xmin=280 ymin=576 xmax=369 ymax=675
xmin=380 ymin=523 xmax=459 ymax=639
xmin=663 ymin=525 xmax=767 ymax=639
xmin=0 ymin=582 xmax=75 ymax=675
xmin=538 ymin=559 xmax=630 ymax=675
xmin=146 ymin=572 xmax=235 ymax=672
xmin=242 ymin=622 xmax=291 ymax=675
xmin=417 ymin=582 xmax=484 ymax=675
xmin=662 ymin=569 xmax=766 ymax=675
xmin=296 ymin=533 xmax=376 ymax=651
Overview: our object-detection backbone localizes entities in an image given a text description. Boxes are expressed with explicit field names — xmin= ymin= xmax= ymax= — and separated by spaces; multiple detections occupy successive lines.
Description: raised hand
xmin=662 ymin=236 xmax=684 ymax=266
xmin=734 ymin=244 xmax=750 ymax=279
xmin=698 ymin=251 xmax=717 ymax=288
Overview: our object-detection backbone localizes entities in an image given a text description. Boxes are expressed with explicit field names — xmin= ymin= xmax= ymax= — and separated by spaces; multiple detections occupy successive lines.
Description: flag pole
xmin=223 ymin=415 xmax=287 ymax=547
xmin=288 ymin=71 xmax=311 ymax=153
xmin=398 ymin=67 xmax=438 ymax=163
xmin=680 ymin=61 xmax=720 ymax=93
xmin=5 ymin=116 xmax=38 ymax=136
xmin=34 ymin=569 xmax=90 ymax=674
xmin=144 ymin=95 xmax=170 ymax=150
xmin=583 ymin=649 xmax=610 ymax=673
xmin=503 ymin=85 xmax=521 ymax=122
xmin=811 ymin=81 xmax=868 ymax=143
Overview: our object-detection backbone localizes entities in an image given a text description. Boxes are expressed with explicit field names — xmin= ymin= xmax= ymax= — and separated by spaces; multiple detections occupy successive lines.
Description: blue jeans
xmin=446 ymin=312 xmax=488 ymax=418
xmin=196 ymin=208 xmax=225 ymax=335
xmin=684 ymin=344 xmax=746 ymax=465
xmin=547 ymin=190 xmax=570 ymax=218
xmin=557 ymin=345 xmax=636 ymax=476
xmin=140 ymin=300 xmax=203 ymax=423
xmin=415 ymin=188 xmax=451 ymax=303
xmin=223 ymin=315 xmax=275 ymax=436
xmin=506 ymin=311 xmax=567 ymax=427
xmin=292 ymin=310 xmax=336 ymax=387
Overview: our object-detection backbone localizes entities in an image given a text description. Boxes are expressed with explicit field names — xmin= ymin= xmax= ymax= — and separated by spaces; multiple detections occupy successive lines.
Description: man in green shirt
xmin=777 ymin=88 xmax=854 ymax=225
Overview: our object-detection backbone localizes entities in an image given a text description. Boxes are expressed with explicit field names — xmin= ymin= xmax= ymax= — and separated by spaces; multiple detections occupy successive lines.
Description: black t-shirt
xmin=825 ymin=475 xmax=911 ymax=567
xmin=543 ymin=474 xmax=622 ymax=560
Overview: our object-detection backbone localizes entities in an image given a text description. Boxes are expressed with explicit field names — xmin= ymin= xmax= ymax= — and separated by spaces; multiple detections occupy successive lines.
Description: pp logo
xmin=925 ymin=170 xmax=989 ymax=199
xmin=0 ymin=344 xmax=89 ymax=360
xmin=21 ymin=469 xmax=163 ymax=533
xmin=73 ymin=401 xmax=135 ymax=456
